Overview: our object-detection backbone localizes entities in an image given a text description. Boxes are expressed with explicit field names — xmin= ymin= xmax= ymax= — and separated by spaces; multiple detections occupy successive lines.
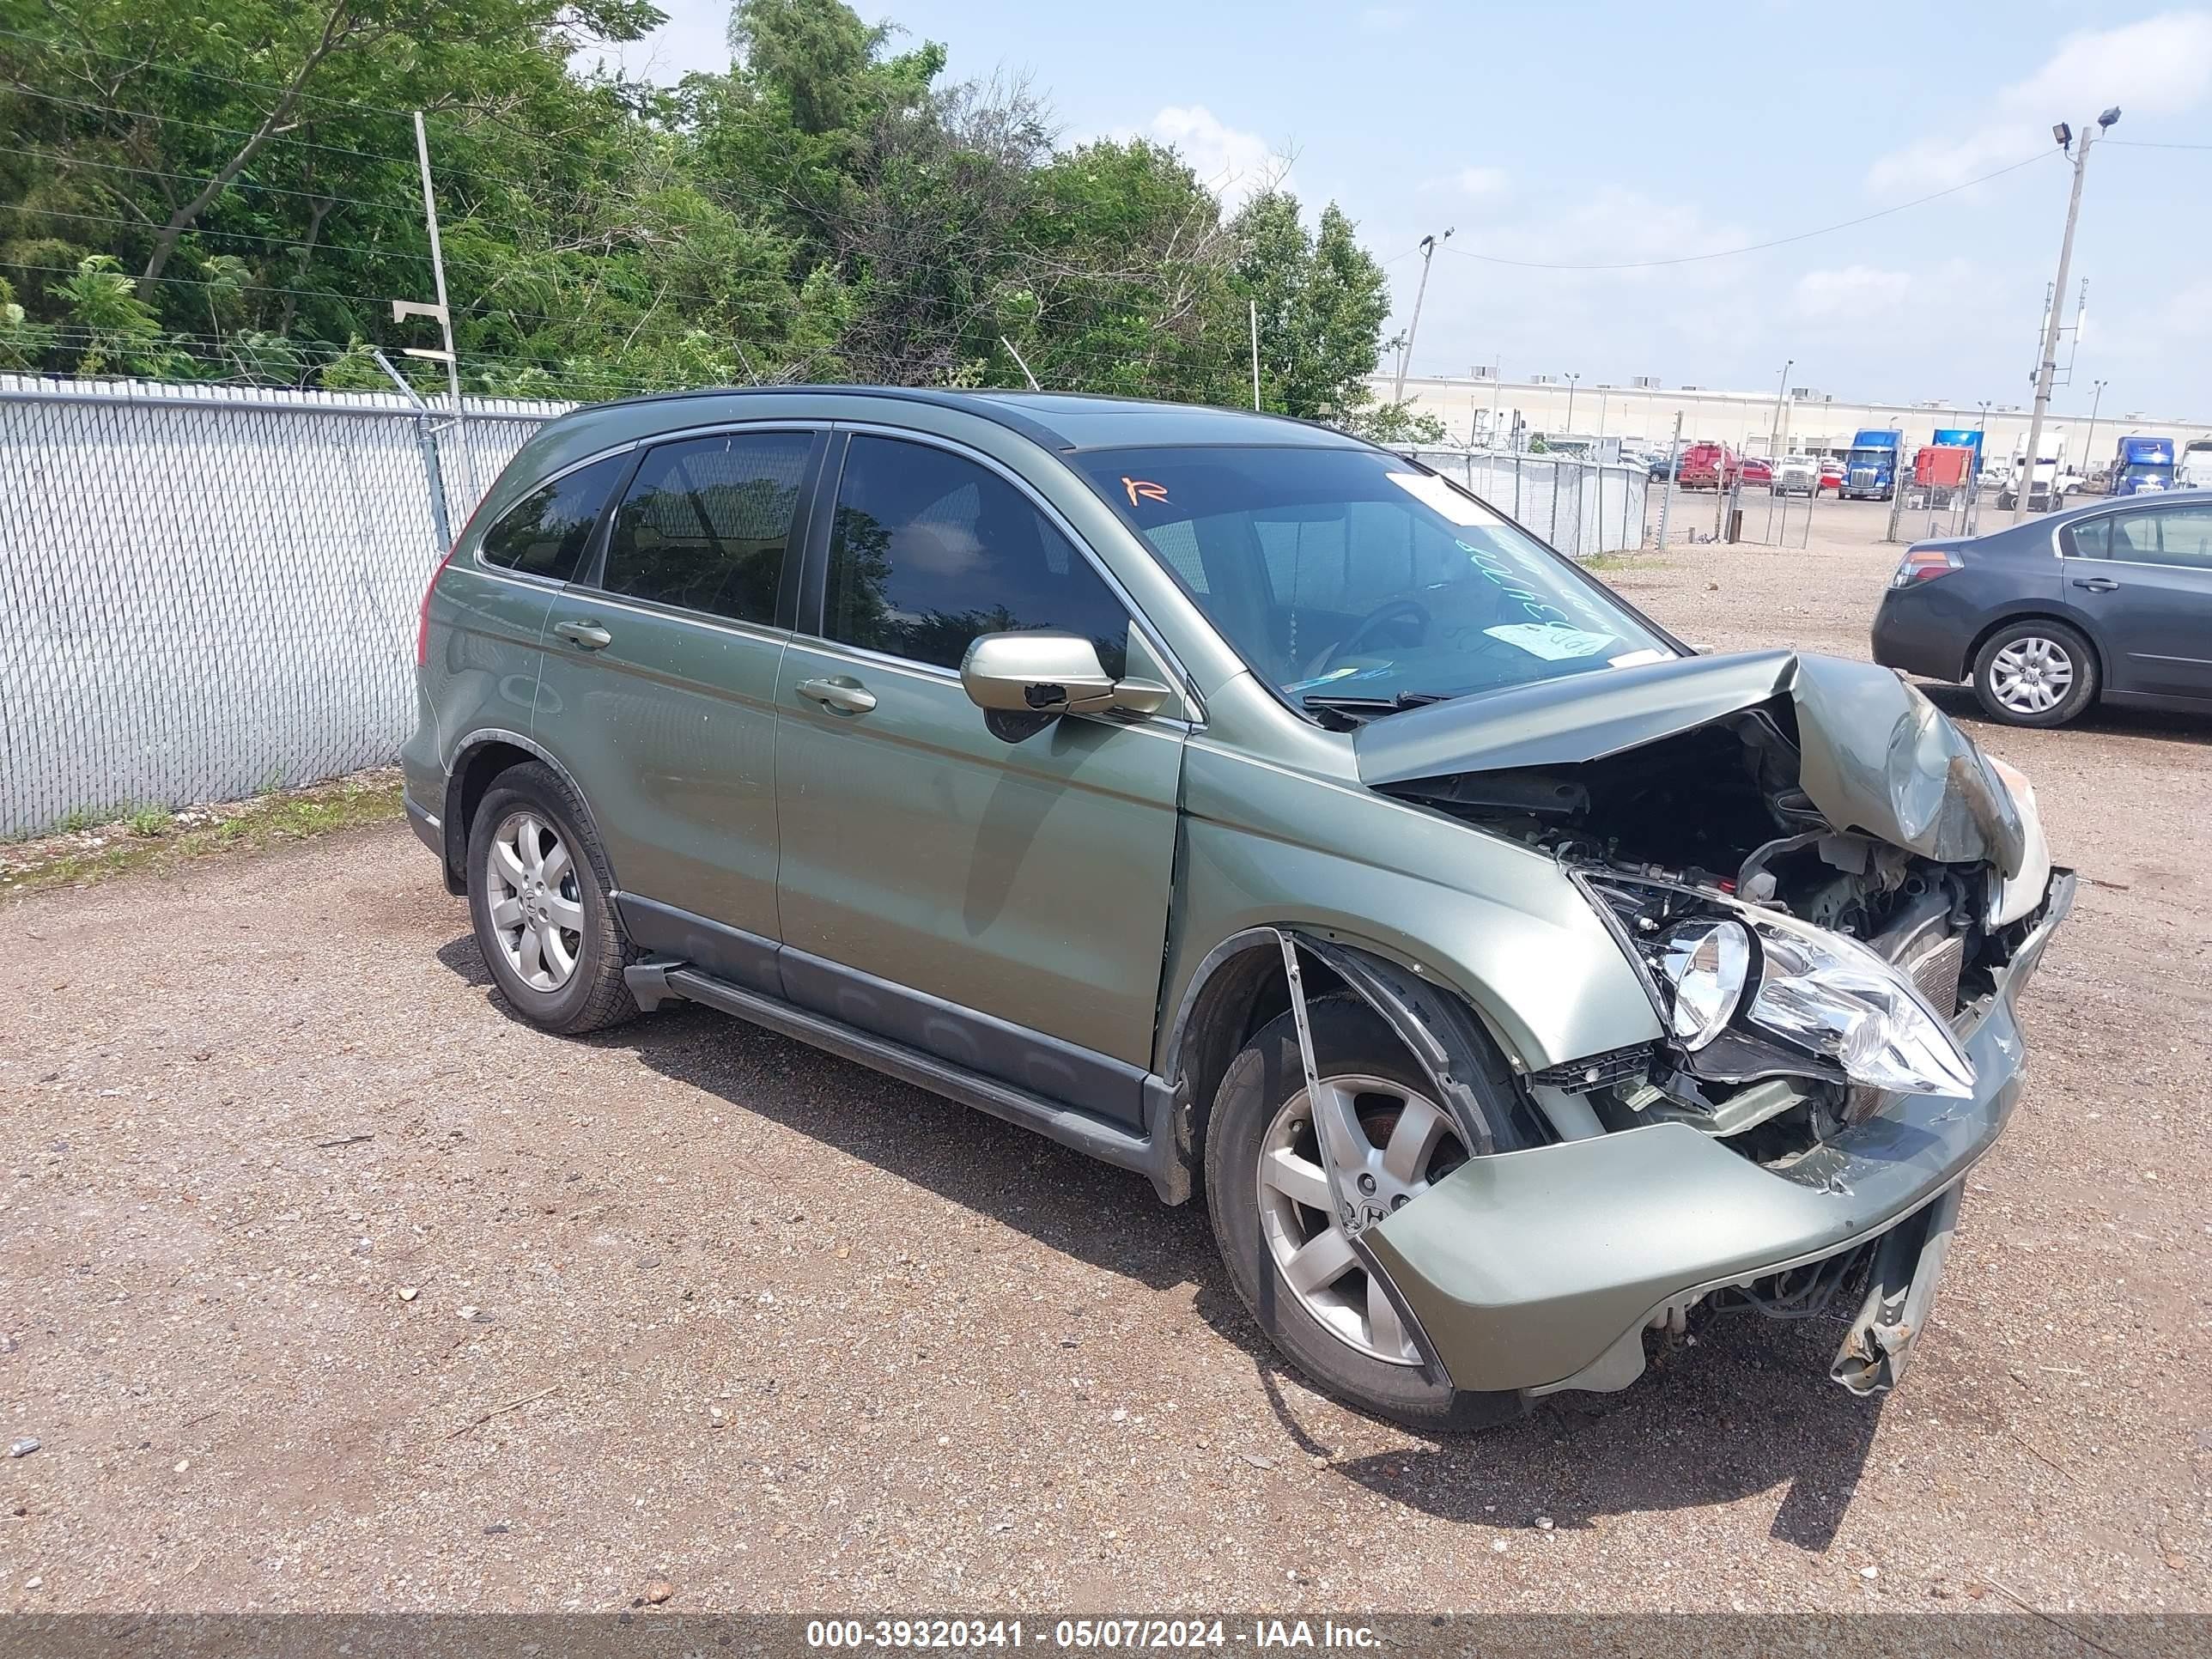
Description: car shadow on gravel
xmin=1918 ymin=682 xmax=2211 ymax=747
xmin=438 ymin=931 xmax=1887 ymax=1553
xmin=1306 ymin=1316 xmax=1886 ymax=1552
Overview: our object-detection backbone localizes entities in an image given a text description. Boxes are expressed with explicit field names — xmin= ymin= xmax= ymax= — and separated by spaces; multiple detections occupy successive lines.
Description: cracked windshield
xmin=1074 ymin=445 xmax=1674 ymax=716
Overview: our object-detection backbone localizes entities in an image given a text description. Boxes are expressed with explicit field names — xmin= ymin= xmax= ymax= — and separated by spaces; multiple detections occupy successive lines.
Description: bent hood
xmin=1354 ymin=650 xmax=2027 ymax=877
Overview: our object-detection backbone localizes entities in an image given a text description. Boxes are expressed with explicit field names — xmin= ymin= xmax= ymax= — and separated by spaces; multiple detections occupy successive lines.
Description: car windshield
xmin=1069 ymin=444 xmax=1675 ymax=714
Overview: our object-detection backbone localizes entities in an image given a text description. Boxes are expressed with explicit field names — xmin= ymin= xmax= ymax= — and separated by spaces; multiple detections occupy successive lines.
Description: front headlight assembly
xmin=1629 ymin=892 xmax=1975 ymax=1098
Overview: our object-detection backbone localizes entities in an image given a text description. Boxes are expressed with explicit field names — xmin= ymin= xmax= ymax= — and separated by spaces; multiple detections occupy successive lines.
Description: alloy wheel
xmin=484 ymin=810 xmax=584 ymax=992
xmin=1255 ymin=1076 xmax=1466 ymax=1366
xmin=1989 ymin=635 xmax=2075 ymax=716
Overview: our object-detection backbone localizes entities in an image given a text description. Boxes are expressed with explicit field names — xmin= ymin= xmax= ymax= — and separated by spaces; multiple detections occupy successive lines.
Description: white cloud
xmin=1792 ymin=264 xmax=1915 ymax=319
xmin=1134 ymin=106 xmax=1283 ymax=206
xmin=1448 ymin=165 xmax=1509 ymax=198
xmin=1868 ymin=10 xmax=2212 ymax=191
xmin=1472 ymin=185 xmax=1756 ymax=289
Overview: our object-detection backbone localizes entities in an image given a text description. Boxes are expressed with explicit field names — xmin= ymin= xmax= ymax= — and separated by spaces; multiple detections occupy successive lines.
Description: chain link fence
xmin=0 ymin=374 xmax=563 ymax=837
xmin=1403 ymin=448 xmax=1649 ymax=559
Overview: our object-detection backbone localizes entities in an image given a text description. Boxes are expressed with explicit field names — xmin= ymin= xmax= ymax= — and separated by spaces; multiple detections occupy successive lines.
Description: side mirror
xmin=961 ymin=630 xmax=1171 ymax=721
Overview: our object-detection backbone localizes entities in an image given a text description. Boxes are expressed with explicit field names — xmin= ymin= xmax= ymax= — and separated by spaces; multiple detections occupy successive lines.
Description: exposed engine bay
xmin=1363 ymin=654 xmax=2057 ymax=1174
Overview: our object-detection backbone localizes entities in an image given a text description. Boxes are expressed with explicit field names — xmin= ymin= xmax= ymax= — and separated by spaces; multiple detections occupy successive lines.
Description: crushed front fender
xmin=1363 ymin=870 xmax=2073 ymax=1395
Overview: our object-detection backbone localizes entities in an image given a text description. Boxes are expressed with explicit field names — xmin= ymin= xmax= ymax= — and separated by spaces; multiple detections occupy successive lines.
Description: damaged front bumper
xmin=1361 ymin=868 xmax=2075 ymax=1400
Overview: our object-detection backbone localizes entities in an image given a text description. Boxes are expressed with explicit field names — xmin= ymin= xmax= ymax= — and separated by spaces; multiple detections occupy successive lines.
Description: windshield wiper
xmin=1299 ymin=690 xmax=1452 ymax=726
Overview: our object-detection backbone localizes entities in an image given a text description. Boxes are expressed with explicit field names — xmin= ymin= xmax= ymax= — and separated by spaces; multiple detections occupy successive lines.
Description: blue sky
xmin=586 ymin=3 xmax=2212 ymax=418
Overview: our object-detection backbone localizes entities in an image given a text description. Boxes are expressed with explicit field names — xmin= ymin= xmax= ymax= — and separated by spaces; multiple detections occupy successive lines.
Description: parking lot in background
xmin=1 ymin=501 xmax=2204 ymax=1614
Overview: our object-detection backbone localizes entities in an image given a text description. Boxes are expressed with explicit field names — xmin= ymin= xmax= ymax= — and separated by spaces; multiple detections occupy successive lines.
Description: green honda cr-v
xmin=404 ymin=387 xmax=2071 ymax=1430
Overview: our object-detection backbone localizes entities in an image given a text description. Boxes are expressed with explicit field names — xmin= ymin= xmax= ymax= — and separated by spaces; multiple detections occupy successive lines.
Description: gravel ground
xmin=2 ymin=496 xmax=2206 ymax=1616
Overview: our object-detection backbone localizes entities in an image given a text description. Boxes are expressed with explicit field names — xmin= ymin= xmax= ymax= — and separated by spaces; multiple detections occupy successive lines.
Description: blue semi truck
xmin=1841 ymin=427 xmax=1905 ymax=501
xmin=2111 ymin=434 xmax=2176 ymax=496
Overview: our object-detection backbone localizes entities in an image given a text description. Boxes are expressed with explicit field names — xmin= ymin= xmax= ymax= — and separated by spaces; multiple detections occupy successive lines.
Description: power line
xmin=3 ymin=85 xmax=411 ymax=167
xmin=14 ymin=205 xmax=428 ymax=264
xmin=1441 ymin=149 xmax=2057 ymax=271
xmin=0 ymin=24 xmax=464 ymax=124
xmin=2101 ymin=138 xmax=2212 ymax=151
xmin=0 ymin=143 xmax=417 ymax=215
xmin=0 ymin=84 xmax=615 ymax=202
xmin=0 ymin=23 xmax=673 ymax=153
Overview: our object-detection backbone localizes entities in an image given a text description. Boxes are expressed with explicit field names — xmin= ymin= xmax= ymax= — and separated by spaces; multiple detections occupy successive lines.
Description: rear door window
xmin=477 ymin=456 xmax=625 ymax=582
xmin=2065 ymin=516 xmax=2112 ymax=559
xmin=600 ymin=431 xmax=815 ymax=624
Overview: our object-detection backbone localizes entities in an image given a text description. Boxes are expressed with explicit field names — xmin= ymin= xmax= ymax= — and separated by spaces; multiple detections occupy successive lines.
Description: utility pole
xmin=2081 ymin=377 xmax=2107 ymax=479
xmin=1766 ymin=360 xmax=1792 ymax=462
xmin=1656 ymin=410 xmax=1682 ymax=550
xmin=395 ymin=110 xmax=469 ymax=513
xmin=2014 ymin=107 xmax=2118 ymax=524
xmin=1249 ymin=300 xmax=1261 ymax=411
xmin=1564 ymin=372 xmax=1579 ymax=437
xmin=1392 ymin=228 xmax=1452 ymax=404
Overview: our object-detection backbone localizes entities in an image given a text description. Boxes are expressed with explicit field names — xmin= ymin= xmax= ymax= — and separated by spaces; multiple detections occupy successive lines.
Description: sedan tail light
xmin=1890 ymin=546 xmax=1961 ymax=587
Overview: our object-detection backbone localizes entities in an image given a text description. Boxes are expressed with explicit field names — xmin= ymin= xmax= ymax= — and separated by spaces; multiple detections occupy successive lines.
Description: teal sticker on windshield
xmin=1484 ymin=622 xmax=1619 ymax=661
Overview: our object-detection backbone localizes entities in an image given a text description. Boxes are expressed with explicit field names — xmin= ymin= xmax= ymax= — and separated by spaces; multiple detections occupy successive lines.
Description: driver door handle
xmin=795 ymin=675 xmax=877 ymax=715
xmin=2071 ymin=577 xmax=2120 ymax=592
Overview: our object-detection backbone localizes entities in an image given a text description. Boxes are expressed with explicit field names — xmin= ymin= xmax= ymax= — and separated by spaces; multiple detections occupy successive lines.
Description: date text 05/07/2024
xmin=804 ymin=1619 xmax=1383 ymax=1650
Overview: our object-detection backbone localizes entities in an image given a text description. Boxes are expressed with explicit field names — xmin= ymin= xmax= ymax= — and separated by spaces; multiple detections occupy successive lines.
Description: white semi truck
xmin=2001 ymin=428 xmax=2069 ymax=512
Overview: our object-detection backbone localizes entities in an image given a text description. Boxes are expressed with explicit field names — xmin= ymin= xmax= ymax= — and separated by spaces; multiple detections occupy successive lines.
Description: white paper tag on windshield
xmin=1384 ymin=471 xmax=1491 ymax=526
xmin=1485 ymin=622 xmax=1619 ymax=660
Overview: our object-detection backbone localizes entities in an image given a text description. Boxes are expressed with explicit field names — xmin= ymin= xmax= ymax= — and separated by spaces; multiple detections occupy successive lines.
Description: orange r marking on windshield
xmin=1122 ymin=477 xmax=1169 ymax=507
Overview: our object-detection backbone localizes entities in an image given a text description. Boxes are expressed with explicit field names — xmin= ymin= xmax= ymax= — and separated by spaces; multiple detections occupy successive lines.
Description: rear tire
xmin=465 ymin=761 xmax=638 ymax=1034
xmin=1971 ymin=619 xmax=2098 ymax=728
xmin=1205 ymin=996 xmax=1522 ymax=1433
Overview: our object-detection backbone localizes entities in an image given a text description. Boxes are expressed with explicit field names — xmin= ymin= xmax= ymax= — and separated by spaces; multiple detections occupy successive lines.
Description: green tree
xmin=0 ymin=0 xmax=1406 ymax=411
xmin=1231 ymin=192 xmax=1393 ymax=424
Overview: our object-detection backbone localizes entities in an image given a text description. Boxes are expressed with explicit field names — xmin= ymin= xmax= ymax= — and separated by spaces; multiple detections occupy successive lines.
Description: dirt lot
xmin=3 ymin=496 xmax=2207 ymax=1616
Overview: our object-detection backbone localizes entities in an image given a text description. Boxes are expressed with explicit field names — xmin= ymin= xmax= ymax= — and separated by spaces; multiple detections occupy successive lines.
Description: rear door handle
xmin=795 ymin=675 xmax=877 ymax=714
xmin=552 ymin=619 xmax=612 ymax=650
xmin=2070 ymin=577 xmax=2120 ymax=592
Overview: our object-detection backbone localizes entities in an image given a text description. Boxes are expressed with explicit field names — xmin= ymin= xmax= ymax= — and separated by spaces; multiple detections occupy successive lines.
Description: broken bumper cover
xmin=1364 ymin=869 xmax=2075 ymax=1397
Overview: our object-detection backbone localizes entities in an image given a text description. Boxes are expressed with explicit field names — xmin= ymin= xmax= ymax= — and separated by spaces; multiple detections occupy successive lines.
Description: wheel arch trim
xmin=1159 ymin=926 xmax=1539 ymax=1175
xmin=441 ymin=728 xmax=619 ymax=895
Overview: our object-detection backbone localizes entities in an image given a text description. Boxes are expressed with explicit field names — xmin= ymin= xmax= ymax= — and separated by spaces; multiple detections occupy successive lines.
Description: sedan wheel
xmin=1255 ymin=1073 xmax=1467 ymax=1367
xmin=1971 ymin=618 xmax=2098 ymax=728
xmin=1986 ymin=635 xmax=2075 ymax=717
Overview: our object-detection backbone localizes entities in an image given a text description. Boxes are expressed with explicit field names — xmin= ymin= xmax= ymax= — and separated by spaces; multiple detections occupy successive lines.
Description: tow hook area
xmin=1832 ymin=1182 xmax=1964 ymax=1395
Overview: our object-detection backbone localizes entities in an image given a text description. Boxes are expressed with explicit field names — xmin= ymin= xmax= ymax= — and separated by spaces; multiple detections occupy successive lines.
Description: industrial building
xmin=1385 ymin=371 xmax=2209 ymax=466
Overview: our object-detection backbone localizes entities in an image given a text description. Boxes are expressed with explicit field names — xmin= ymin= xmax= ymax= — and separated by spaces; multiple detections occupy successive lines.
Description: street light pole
xmin=1392 ymin=228 xmax=1452 ymax=404
xmin=2082 ymin=377 xmax=2107 ymax=480
xmin=1564 ymin=372 xmax=1579 ymax=437
xmin=2014 ymin=108 xmax=2118 ymax=523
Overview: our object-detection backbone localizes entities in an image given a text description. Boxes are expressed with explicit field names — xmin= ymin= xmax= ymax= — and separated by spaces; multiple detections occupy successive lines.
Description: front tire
xmin=1205 ymin=997 xmax=1520 ymax=1432
xmin=1971 ymin=619 xmax=2098 ymax=727
xmin=466 ymin=761 xmax=638 ymax=1034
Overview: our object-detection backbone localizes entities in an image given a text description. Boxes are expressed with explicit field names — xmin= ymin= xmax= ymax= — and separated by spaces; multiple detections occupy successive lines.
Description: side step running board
xmin=627 ymin=960 xmax=1182 ymax=1201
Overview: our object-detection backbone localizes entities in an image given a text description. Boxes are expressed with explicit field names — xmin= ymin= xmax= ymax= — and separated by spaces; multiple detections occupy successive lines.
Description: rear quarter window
xmin=477 ymin=455 xmax=626 ymax=582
